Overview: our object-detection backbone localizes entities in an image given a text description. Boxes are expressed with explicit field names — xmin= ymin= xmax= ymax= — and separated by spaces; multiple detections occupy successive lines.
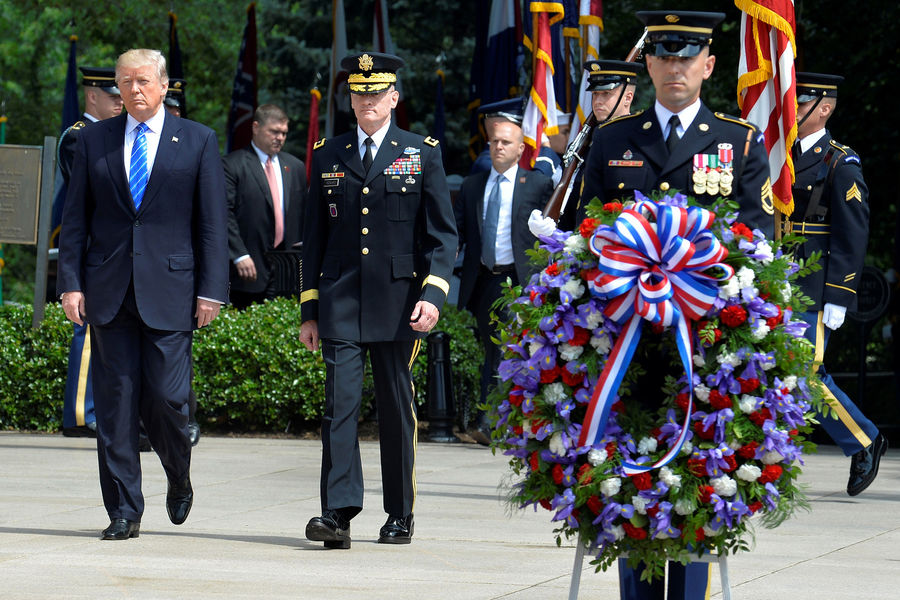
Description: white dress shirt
xmin=798 ymin=128 xmax=827 ymax=154
xmin=483 ymin=163 xmax=518 ymax=266
xmin=655 ymin=98 xmax=702 ymax=142
xmin=357 ymin=121 xmax=391 ymax=163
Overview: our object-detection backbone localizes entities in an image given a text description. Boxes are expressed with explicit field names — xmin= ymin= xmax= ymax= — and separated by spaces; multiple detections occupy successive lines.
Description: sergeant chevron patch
xmin=846 ymin=183 xmax=862 ymax=202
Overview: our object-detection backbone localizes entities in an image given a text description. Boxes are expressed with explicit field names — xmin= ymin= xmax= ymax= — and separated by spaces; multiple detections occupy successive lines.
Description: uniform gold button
xmin=362 ymin=247 xmax=369 ymax=255
xmin=618 ymin=182 xmax=625 ymax=189
xmin=412 ymin=271 xmax=417 ymax=277
xmin=327 ymin=189 xmax=333 ymax=195
xmin=362 ymin=207 xmax=369 ymax=214
xmin=401 ymin=187 xmax=407 ymax=192
xmin=807 ymin=185 xmax=812 ymax=191
xmin=660 ymin=182 xmax=670 ymax=192
xmin=362 ymin=227 xmax=369 ymax=235
xmin=362 ymin=186 xmax=370 ymax=194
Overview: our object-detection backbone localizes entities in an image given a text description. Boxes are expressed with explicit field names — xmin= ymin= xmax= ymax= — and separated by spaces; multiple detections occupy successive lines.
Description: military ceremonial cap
xmin=164 ymin=78 xmax=186 ymax=111
xmin=478 ymin=97 xmax=526 ymax=125
xmin=584 ymin=60 xmax=644 ymax=91
xmin=79 ymin=66 xmax=119 ymax=95
xmin=796 ymin=72 xmax=843 ymax=103
xmin=341 ymin=51 xmax=405 ymax=94
xmin=636 ymin=11 xmax=725 ymax=57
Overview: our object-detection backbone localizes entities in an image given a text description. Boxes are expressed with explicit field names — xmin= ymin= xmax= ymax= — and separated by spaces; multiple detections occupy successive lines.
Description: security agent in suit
xmin=789 ymin=72 xmax=886 ymax=496
xmin=224 ymin=104 xmax=306 ymax=309
xmin=577 ymin=11 xmax=775 ymax=242
xmin=56 ymin=67 xmax=124 ymax=439
xmin=300 ymin=52 xmax=457 ymax=549
xmin=456 ymin=120 xmax=553 ymax=443
xmin=57 ymin=49 xmax=228 ymax=541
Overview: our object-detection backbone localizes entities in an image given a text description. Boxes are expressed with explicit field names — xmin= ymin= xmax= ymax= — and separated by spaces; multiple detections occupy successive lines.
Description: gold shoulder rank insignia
xmin=598 ymin=110 xmax=643 ymax=130
xmin=829 ymin=139 xmax=849 ymax=155
xmin=313 ymin=137 xmax=326 ymax=150
xmin=846 ymin=182 xmax=862 ymax=202
xmin=714 ymin=112 xmax=755 ymax=130
xmin=424 ymin=136 xmax=439 ymax=147
xmin=761 ymin=177 xmax=775 ymax=214
xmin=72 ymin=120 xmax=86 ymax=130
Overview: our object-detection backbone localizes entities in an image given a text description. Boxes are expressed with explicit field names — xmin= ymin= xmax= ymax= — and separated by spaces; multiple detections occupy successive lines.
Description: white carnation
xmin=587 ymin=448 xmax=608 ymax=466
xmin=585 ymin=309 xmax=604 ymax=330
xmin=558 ymin=343 xmax=584 ymax=362
xmin=728 ymin=439 xmax=743 ymax=451
xmin=680 ymin=440 xmax=693 ymax=455
xmin=782 ymin=375 xmax=798 ymax=391
xmin=736 ymin=464 xmax=762 ymax=482
xmin=564 ymin=233 xmax=587 ymax=253
xmin=590 ymin=333 xmax=611 ymax=354
xmin=717 ymin=350 xmax=741 ymax=367
xmin=694 ymin=383 xmax=710 ymax=402
xmin=632 ymin=495 xmax=650 ymax=515
xmin=761 ymin=450 xmax=784 ymax=465
xmin=693 ymin=354 xmax=706 ymax=368
xmin=600 ymin=477 xmax=621 ymax=497
xmin=659 ymin=466 xmax=682 ymax=489
xmin=674 ymin=497 xmax=695 ymax=516
xmin=548 ymin=432 xmax=566 ymax=456
xmin=719 ymin=277 xmax=740 ymax=299
xmin=611 ymin=524 xmax=625 ymax=541
xmin=543 ymin=382 xmax=567 ymax=404
xmin=755 ymin=240 xmax=774 ymax=264
xmin=751 ymin=322 xmax=770 ymax=341
xmin=736 ymin=266 xmax=756 ymax=289
xmin=637 ymin=437 xmax=658 ymax=455
xmin=738 ymin=394 xmax=760 ymax=414
xmin=781 ymin=282 xmax=792 ymax=301
xmin=711 ymin=475 xmax=738 ymax=497
xmin=562 ymin=278 xmax=585 ymax=299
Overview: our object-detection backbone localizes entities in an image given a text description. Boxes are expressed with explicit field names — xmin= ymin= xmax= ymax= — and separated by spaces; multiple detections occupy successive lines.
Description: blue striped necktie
xmin=129 ymin=122 xmax=149 ymax=209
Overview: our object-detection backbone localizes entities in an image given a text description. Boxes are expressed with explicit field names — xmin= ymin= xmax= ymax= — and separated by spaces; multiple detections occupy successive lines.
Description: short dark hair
xmin=254 ymin=104 xmax=288 ymax=126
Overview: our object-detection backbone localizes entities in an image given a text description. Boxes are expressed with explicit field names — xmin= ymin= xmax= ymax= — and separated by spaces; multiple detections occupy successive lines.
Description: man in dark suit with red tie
xmin=455 ymin=120 xmax=554 ymax=443
xmin=57 ymin=48 xmax=228 ymax=541
xmin=224 ymin=104 xmax=306 ymax=309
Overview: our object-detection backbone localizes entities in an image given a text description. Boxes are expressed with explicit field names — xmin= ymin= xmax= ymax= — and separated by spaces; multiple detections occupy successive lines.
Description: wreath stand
xmin=567 ymin=534 xmax=733 ymax=600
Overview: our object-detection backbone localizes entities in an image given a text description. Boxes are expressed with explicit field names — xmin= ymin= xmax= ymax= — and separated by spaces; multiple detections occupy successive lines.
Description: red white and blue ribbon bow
xmin=579 ymin=200 xmax=733 ymax=474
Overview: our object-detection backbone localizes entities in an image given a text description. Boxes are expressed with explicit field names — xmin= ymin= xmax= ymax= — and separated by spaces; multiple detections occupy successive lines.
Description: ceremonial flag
xmin=736 ymin=0 xmax=797 ymax=216
xmin=484 ymin=0 xmax=522 ymax=105
xmin=569 ymin=0 xmax=604 ymax=144
xmin=61 ymin=35 xmax=79 ymax=133
xmin=373 ymin=0 xmax=409 ymax=129
xmin=434 ymin=69 xmax=446 ymax=165
xmin=306 ymin=89 xmax=321 ymax=181
xmin=326 ymin=0 xmax=349 ymax=137
xmin=226 ymin=3 xmax=258 ymax=153
xmin=522 ymin=1 xmax=564 ymax=168
xmin=168 ymin=12 xmax=184 ymax=79
xmin=553 ymin=0 xmax=580 ymax=116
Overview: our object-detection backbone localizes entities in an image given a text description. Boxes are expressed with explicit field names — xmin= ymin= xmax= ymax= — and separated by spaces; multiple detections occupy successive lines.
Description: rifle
xmin=542 ymin=28 xmax=649 ymax=221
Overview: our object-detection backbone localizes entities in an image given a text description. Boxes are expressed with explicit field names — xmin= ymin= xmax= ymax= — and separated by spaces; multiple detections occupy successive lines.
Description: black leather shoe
xmin=101 ymin=518 xmax=140 ymax=540
xmin=188 ymin=420 xmax=201 ymax=447
xmin=306 ymin=510 xmax=351 ymax=549
xmin=848 ymin=434 xmax=888 ymax=496
xmin=63 ymin=422 xmax=97 ymax=438
xmin=166 ymin=477 xmax=193 ymax=525
xmin=378 ymin=514 xmax=413 ymax=544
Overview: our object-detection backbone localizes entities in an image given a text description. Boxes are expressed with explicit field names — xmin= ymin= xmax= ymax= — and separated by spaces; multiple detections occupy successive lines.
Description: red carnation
xmin=539 ymin=498 xmax=553 ymax=510
xmin=508 ymin=394 xmax=523 ymax=407
xmin=748 ymin=501 xmax=764 ymax=514
xmin=737 ymin=441 xmax=759 ymax=460
xmin=586 ymin=495 xmax=604 ymax=515
xmin=552 ymin=464 xmax=565 ymax=485
xmin=546 ymin=262 xmax=561 ymax=276
xmin=540 ymin=365 xmax=561 ymax=383
xmin=766 ymin=305 xmax=784 ymax=329
xmin=603 ymin=202 xmax=624 ymax=213
xmin=651 ymin=426 xmax=664 ymax=442
xmin=529 ymin=290 xmax=544 ymax=305
xmin=693 ymin=421 xmax=716 ymax=440
xmin=723 ymin=455 xmax=738 ymax=472
xmin=731 ymin=222 xmax=753 ymax=241
xmin=748 ymin=408 xmax=773 ymax=426
xmin=720 ymin=305 xmax=748 ymax=328
xmin=698 ymin=485 xmax=715 ymax=503
xmin=631 ymin=472 xmax=653 ymax=491
xmin=529 ymin=451 xmax=540 ymax=472
xmin=693 ymin=527 xmax=706 ymax=542
xmin=561 ymin=368 xmax=585 ymax=387
xmin=622 ymin=522 xmax=648 ymax=540
xmin=577 ymin=463 xmax=593 ymax=484
xmin=738 ymin=377 xmax=760 ymax=393
xmin=687 ymin=458 xmax=707 ymax=477
xmin=708 ymin=389 xmax=732 ymax=411
xmin=569 ymin=326 xmax=591 ymax=347
xmin=512 ymin=425 xmax=524 ymax=435
xmin=646 ymin=504 xmax=660 ymax=518
xmin=579 ymin=218 xmax=601 ymax=238
xmin=675 ymin=393 xmax=691 ymax=413
xmin=610 ymin=401 xmax=625 ymax=414
xmin=758 ymin=464 xmax=783 ymax=484
xmin=606 ymin=442 xmax=617 ymax=457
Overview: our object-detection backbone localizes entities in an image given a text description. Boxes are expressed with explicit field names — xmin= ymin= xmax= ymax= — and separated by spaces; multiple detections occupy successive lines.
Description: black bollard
xmin=426 ymin=331 xmax=459 ymax=442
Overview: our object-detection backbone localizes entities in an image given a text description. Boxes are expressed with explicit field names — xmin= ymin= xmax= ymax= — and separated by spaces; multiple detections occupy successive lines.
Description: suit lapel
xmin=104 ymin=114 xmax=131 ymax=213
xmin=340 ymin=133 xmax=366 ymax=180
xmin=246 ymin=147 xmax=273 ymax=207
xmin=279 ymin=152 xmax=292 ymax=214
xmin=139 ymin=113 xmax=181 ymax=213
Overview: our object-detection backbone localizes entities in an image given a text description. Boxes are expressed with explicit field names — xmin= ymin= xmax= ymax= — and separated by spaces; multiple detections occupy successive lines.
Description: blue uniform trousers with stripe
xmin=618 ymin=558 xmax=710 ymax=600
xmin=62 ymin=322 xmax=96 ymax=428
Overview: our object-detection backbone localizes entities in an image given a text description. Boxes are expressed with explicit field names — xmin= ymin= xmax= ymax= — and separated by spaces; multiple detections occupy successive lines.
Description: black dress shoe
xmin=62 ymin=422 xmax=97 ymax=438
xmin=188 ymin=420 xmax=201 ymax=447
xmin=306 ymin=509 xmax=351 ymax=549
xmin=166 ymin=477 xmax=193 ymax=525
xmin=378 ymin=514 xmax=413 ymax=544
xmin=848 ymin=433 xmax=888 ymax=496
xmin=101 ymin=518 xmax=140 ymax=540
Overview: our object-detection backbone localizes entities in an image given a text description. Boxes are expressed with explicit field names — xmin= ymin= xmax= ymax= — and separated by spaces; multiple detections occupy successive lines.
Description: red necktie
xmin=265 ymin=156 xmax=284 ymax=247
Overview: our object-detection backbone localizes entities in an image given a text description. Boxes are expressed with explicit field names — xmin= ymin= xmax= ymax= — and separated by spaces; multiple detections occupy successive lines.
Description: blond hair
xmin=116 ymin=49 xmax=168 ymax=85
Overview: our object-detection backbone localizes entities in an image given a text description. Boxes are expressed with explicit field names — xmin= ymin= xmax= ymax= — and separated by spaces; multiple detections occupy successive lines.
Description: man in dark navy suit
xmin=57 ymin=48 xmax=228 ymax=541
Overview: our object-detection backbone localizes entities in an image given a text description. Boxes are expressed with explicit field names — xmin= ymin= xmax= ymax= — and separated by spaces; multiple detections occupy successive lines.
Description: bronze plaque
xmin=0 ymin=145 xmax=43 ymax=244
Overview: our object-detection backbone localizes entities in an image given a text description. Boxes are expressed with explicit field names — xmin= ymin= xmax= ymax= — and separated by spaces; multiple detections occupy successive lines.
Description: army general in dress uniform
xmin=789 ymin=72 xmax=887 ymax=497
xmin=576 ymin=11 xmax=775 ymax=241
xmin=300 ymin=52 xmax=458 ymax=549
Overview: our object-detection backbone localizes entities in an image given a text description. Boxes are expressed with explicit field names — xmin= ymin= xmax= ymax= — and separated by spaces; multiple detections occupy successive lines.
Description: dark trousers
xmin=618 ymin=559 xmax=710 ymax=600
xmin=229 ymin=277 xmax=277 ymax=310
xmin=89 ymin=285 xmax=193 ymax=521
xmin=320 ymin=338 xmax=421 ymax=519
xmin=469 ymin=266 xmax=518 ymax=416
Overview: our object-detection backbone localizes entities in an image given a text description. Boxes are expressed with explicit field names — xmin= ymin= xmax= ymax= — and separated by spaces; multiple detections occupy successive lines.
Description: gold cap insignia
xmin=666 ymin=14 xmax=680 ymax=23
xmin=359 ymin=53 xmax=374 ymax=72
xmin=591 ymin=63 xmax=600 ymax=71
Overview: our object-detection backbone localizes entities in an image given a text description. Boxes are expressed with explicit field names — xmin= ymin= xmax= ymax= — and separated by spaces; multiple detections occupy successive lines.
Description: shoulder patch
xmin=424 ymin=136 xmax=439 ymax=147
xmin=313 ymin=137 xmax=326 ymax=150
xmin=71 ymin=120 xmax=86 ymax=131
xmin=597 ymin=110 xmax=644 ymax=130
xmin=828 ymin=139 xmax=850 ymax=156
xmin=714 ymin=112 xmax=757 ymax=131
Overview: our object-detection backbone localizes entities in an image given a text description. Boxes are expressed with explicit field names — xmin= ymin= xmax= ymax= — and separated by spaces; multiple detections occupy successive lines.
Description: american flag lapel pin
xmin=172 ymin=136 xmax=179 ymax=142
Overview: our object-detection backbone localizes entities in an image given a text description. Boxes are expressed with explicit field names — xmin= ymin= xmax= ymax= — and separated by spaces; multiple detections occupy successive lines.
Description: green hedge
xmin=0 ymin=299 xmax=483 ymax=433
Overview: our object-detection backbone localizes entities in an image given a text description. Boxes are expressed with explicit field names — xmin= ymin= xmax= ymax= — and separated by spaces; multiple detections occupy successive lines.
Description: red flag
xmin=736 ymin=0 xmax=797 ymax=216
xmin=522 ymin=1 xmax=565 ymax=168
xmin=226 ymin=3 xmax=258 ymax=152
xmin=306 ymin=89 xmax=321 ymax=181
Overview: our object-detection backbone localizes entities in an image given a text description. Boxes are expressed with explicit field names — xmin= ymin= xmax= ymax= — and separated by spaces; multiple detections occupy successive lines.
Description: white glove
xmin=823 ymin=303 xmax=847 ymax=330
xmin=528 ymin=209 xmax=557 ymax=238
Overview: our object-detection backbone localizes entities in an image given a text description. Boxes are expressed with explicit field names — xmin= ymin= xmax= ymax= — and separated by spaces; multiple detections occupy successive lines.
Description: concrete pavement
xmin=1 ymin=431 xmax=898 ymax=599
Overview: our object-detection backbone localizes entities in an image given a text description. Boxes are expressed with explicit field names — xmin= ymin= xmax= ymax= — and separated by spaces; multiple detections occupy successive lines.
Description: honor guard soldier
xmin=790 ymin=72 xmax=886 ymax=496
xmin=163 ymin=78 xmax=186 ymax=117
xmin=56 ymin=67 xmax=123 ymax=438
xmin=577 ymin=11 xmax=775 ymax=241
xmin=300 ymin=52 xmax=458 ymax=549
